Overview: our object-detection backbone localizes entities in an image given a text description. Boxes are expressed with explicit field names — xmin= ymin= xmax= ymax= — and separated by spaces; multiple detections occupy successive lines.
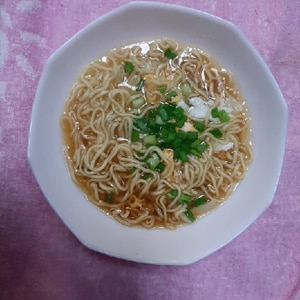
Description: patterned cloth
xmin=0 ymin=1 xmax=299 ymax=299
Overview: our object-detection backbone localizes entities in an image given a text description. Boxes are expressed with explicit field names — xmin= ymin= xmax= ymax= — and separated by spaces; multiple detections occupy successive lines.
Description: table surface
xmin=1 ymin=1 xmax=299 ymax=299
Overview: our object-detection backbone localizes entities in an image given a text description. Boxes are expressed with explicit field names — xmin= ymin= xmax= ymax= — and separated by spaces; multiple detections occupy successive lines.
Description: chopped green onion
xmin=175 ymin=118 xmax=184 ymax=128
xmin=211 ymin=107 xmax=219 ymax=118
xmin=158 ymin=84 xmax=167 ymax=93
xmin=211 ymin=107 xmax=231 ymax=123
xmin=146 ymin=153 xmax=161 ymax=170
xmin=193 ymin=195 xmax=207 ymax=207
xmin=155 ymin=115 xmax=165 ymax=125
xmin=132 ymin=97 xmax=145 ymax=109
xmin=131 ymin=129 xmax=140 ymax=142
xmin=165 ymin=131 xmax=176 ymax=142
xmin=136 ymin=78 xmax=145 ymax=91
xmin=219 ymin=109 xmax=230 ymax=123
xmin=190 ymin=149 xmax=201 ymax=157
xmin=174 ymin=106 xmax=185 ymax=117
xmin=184 ymin=208 xmax=195 ymax=222
xmin=167 ymin=189 xmax=179 ymax=199
xmin=124 ymin=61 xmax=134 ymax=75
xmin=174 ymin=107 xmax=187 ymax=127
xmin=132 ymin=101 xmax=210 ymax=163
xmin=199 ymin=141 xmax=208 ymax=153
xmin=133 ymin=118 xmax=148 ymax=133
xmin=144 ymin=135 xmax=158 ymax=146
xmin=129 ymin=167 xmax=137 ymax=174
xmin=159 ymin=127 xmax=169 ymax=139
xmin=105 ymin=194 xmax=113 ymax=203
xmin=164 ymin=48 xmax=177 ymax=59
xmin=141 ymin=173 xmax=153 ymax=180
xmin=193 ymin=121 xmax=206 ymax=132
xmin=181 ymin=143 xmax=191 ymax=154
xmin=178 ymin=193 xmax=191 ymax=204
xmin=164 ymin=102 xmax=177 ymax=114
xmin=191 ymin=140 xmax=208 ymax=153
xmin=164 ymin=121 xmax=176 ymax=131
xmin=180 ymin=83 xmax=192 ymax=96
xmin=179 ymin=150 xmax=188 ymax=162
xmin=147 ymin=117 xmax=156 ymax=129
xmin=158 ymin=107 xmax=169 ymax=121
xmin=166 ymin=91 xmax=177 ymax=100
xmin=175 ymin=116 xmax=187 ymax=128
xmin=172 ymin=137 xmax=183 ymax=149
xmin=177 ymin=130 xmax=187 ymax=140
xmin=191 ymin=139 xmax=200 ymax=148
xmin=155 ymin=162 xmax=165 ymax=173
xmin=210 ymin=128 xmax=223 ymax=138
xmin=186 ymin=131 xmax=198 ymax=141
xmin=173 ymin=148 xmax=180 ymax=159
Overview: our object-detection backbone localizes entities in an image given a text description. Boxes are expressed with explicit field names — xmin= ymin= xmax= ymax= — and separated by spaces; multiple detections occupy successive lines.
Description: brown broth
xmin=61 ymin=39 xmax=252 ymax=228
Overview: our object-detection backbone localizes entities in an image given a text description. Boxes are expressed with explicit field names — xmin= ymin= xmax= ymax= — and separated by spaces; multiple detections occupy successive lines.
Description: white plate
xmin=28 ymin=2 xmax=288 ymax=265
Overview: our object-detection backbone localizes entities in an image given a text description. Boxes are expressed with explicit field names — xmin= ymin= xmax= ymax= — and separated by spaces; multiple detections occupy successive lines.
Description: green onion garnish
xmin=158 ymin=107 xmax=169 ymax=122
xmin=155 ymin=115 xmax=165 ymax=125
xmin=178 ymin=193 xmax=191 ymax=204
xmin=105 ymin=194 xmax=113 ymax=203
xmin=218 ymin=109 xmax=230 ymax=123
xmin=167 ymin=189 xmax=179 ymax=199
xmin=165 ymin=131 xmax=176 ymax=142
xmin=190 ymin=149 xmax=201 ymax=157
xmin=177 ymin=130 xmax=187 ymax=140
xmin=124 ymin=61 xmax=134 ymax=75
xmin=131 ymin=129 xmax=140 ymax=142
xmin=129 ymin=167 xmax=137 ymax=174
xmin=158 ymin=85 xmax=167 ymax=93
xmin=155 ymin=162 xmax=165 ymax=173
xmin=166 ymin=91 xmax=177 ymax=100
xmin=133 ymin=118 xmax=148 ymax=133
xmin=180 ymin=83 xmax=192 ymax=96
xmin=184 ymin=208 xmax=195 ymax=222
xmin=147 ymin=117 xmax=156 ymax=130
xmin=193 ymin=121 xmax=206 ymax=132
xmin=141 ymin=173 xmax=153 ymax=180
xmin=186 ymin=131 xmax=198 ymax=141
xmin=175 ymin=119 xmax=184 ymax=128
xmin=132 ymin=97 xmax=145 ymax=109
xmin=174 ymin=106 xmax=185 ymax=117
xmin=193 ymin=195 xmax=207 ymax=207
xmin=144 ymin=135 xmax=158 ymax=146
xmin=191 ymin=140 xmax=208 ymax=153
xmin=136 ymin=78 xmax=145 ymax=91
xmin=145 ymin=153 xmax=161 ymax=170
xmin=179 ymin=150 xmax=188 ymax=163
xmin=164 ymin=48 xmax=177 ymax=59
xmin=211 ymin=107 xmax=219 ymax=118
xmin=211 ymin=107 xmax=230 ymax=123
xmin=131 ymin=102 xmax=210 ymax=163
xmin=210 ymin=128 xmax=223 ymax=138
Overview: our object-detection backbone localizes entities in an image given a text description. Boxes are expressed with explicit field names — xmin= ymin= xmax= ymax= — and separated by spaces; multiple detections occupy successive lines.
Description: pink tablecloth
xmin=1 ymin=1 xmax=299 ymax=299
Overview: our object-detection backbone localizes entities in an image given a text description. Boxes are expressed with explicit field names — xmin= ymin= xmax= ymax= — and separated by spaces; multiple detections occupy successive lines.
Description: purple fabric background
xmin=0 ymin=0 xmax=299 ymax=299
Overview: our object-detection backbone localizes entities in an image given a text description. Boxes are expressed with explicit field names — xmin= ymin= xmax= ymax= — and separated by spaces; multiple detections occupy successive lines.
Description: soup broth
xmin=61 ymin=38 xmax=252 ymax=229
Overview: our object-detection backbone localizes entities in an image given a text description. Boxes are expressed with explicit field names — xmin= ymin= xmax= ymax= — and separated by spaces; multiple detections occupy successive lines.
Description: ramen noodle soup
xmin=60 ymin=38 xmax=253 ymax=229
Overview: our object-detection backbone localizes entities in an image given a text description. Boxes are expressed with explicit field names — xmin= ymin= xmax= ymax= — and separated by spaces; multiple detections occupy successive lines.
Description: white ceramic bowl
xmin=28 ymin=2 xmax=288 ymax=265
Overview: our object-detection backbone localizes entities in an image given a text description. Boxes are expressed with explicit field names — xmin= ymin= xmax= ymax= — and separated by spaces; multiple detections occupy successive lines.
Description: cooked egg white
xmin=181 ymin=121 xmax=196 ymax=132
xmin=214 ymin=142 xmax=234 ymax=152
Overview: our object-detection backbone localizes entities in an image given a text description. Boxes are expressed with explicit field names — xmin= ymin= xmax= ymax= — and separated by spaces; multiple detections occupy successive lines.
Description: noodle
xmin=60 ymin=38 xmax=253 ymax=229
